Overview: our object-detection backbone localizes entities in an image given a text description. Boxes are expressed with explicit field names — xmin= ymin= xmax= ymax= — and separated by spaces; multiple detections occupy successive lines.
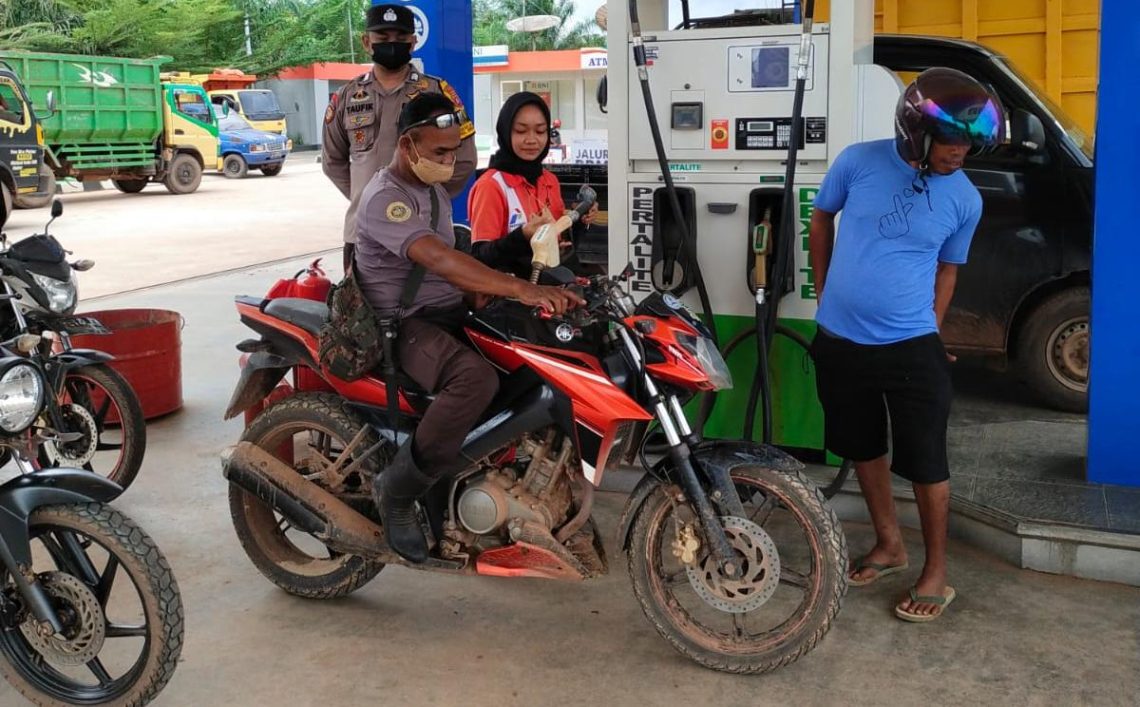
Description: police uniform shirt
xmin=356 ymin=167 xmax=463 ymax=316
xmin=321 ymin=67 xmax=476 ymax=244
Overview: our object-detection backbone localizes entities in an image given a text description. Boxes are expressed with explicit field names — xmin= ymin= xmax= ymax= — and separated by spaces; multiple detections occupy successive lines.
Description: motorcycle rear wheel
xmin=0 ymin=503 xmax=183 ymax=706
xmin=229 ymin=393 xmax=388 ymax=599
xmin=627 ymin=465 xmax=847 ymax=674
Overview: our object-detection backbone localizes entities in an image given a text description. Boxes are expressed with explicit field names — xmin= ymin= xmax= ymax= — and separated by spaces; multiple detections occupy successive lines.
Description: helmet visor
xmin=921 ymin=96 xmax=1003 ymax=150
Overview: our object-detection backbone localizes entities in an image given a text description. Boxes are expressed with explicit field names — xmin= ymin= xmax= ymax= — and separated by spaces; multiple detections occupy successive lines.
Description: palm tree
xmin=478 ymin=0 xmax=603 ymax=51
xmin=0 ymin=0 xmax=77 ymax=50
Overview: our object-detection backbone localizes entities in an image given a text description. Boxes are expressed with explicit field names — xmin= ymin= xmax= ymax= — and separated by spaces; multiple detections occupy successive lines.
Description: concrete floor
xmin=3 ymin=259 xmax=1136 ymax=706
xmin=2 ymin=158 xmax=344 ymax=300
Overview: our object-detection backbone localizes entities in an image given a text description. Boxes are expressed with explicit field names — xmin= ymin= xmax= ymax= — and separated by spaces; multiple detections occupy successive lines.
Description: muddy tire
xmin=39 ymin=364 xmax=147 ymax=490
xmin=222 ymin=154 xmax=248 ymax=179
xmin=627 ymin=466 xmax=847 ymax=674
xmin=13 ymin=164 xmax=55 ymax=209
xmin=162 ymin=154 xmax=202 ymax=195
xmin=260 ymin=163 xmax=283 ymax=177
xmin=112 ymin=179 xmax=148 ymax=194
xmin=0 ymin=503 xmax=183 ymax=706
xmin=1016 ymin=287 xmax=1089 ymax=413
xmin=230 ymin=393 xmax=387 ymax=599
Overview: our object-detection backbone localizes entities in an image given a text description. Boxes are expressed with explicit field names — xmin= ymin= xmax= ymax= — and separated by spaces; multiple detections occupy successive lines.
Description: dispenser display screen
xmin=752 ymin=47 xmax=790 ymax=89
xmin=727 ymin=42 xmax=814 ymax=93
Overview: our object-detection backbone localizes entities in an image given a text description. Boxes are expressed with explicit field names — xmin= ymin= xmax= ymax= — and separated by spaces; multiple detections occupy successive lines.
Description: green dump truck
xmin=0 ymin=51 xmax=221 ymax=205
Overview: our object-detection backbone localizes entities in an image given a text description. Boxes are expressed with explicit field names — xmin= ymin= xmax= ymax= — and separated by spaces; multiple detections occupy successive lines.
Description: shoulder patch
xmin=438 ymin=79 xmax=465 ymax=111
xmin=324 ymin=94 xmax=338 ymax=124
xmin=386 ymin=201 xmax=413 ymax=223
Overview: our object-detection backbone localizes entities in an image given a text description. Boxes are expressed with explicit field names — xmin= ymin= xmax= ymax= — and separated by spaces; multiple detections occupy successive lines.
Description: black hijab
xmin=488 ymin=91 xmax=551 ymax=185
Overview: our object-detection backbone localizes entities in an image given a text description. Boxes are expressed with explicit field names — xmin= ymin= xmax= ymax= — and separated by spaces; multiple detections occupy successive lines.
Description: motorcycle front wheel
xmin=627 ymin=465 xmax=847 ymax=674
xmin=0 ymin=503 xmax=183 ymax=706
xmin=39 ymin=365 xmax=147 ymax=489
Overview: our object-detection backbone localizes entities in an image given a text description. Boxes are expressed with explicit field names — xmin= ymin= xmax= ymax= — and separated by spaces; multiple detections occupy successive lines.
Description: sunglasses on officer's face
xmin=402 ymin=112 xmax=461 ymax=133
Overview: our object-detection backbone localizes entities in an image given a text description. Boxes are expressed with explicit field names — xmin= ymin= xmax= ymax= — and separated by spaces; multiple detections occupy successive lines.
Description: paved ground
xmin=2 ymin=159 xmax=345 ymax=300
xmin=3 ymin=259 xmax=1136 ymax=706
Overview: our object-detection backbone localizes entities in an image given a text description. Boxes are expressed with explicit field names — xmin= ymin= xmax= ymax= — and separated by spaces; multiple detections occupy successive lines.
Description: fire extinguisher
xmin=295 ymin=259 xmax=331 ymax=302
xmin=267 ymin=258 xmax=331 ymax=301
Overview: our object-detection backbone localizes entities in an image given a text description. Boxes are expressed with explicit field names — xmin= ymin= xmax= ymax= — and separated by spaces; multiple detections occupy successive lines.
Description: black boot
xmin=372 ymin=442 xmax=435 ymax=564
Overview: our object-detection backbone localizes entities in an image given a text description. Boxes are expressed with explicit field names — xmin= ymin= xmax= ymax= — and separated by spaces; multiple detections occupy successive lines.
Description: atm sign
xmin=711 ymin=119 xmax=729 ymax=150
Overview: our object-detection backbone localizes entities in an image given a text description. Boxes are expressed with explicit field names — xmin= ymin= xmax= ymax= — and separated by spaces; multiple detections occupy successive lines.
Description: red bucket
xmin=69 ymin=309 xmax=184 ymax=420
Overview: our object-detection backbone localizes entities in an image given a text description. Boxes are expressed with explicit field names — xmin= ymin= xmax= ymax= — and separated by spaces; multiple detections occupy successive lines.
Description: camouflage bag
xmin=317 ymin=263 xmax=390 ymax=381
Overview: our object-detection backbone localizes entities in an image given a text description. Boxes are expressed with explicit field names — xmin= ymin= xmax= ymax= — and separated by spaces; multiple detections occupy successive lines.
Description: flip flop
xmin=847 ymin=556 xmax=909 ymax=587
xmin=894 ymin=586 xmax=957 ymax=623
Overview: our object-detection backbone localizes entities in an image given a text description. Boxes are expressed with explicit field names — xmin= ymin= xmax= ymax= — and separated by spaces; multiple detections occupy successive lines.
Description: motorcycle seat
xmin=264 ymin=297 xmax=328 ymax=336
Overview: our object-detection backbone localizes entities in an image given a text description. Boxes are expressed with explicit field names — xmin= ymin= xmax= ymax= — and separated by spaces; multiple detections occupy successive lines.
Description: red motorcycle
xmin=222 ymin=254 xmax=847 ymax=674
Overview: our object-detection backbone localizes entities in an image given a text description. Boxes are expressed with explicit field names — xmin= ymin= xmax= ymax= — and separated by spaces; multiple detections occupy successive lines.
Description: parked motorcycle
xmin=0 ymin=345 xmax=182 ymax=706
xmin=222 ymin=218 xmax=848 ymax=674
xmin=0 ymin=202 xmax=146 ymax=489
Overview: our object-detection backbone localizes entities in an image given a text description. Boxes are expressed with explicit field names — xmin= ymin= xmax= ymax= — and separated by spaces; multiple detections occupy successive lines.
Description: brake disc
xmin=44 ymin=403 xmax=99 ymax=467
xmin=685 ymin=515 xmax=781 ymax=614
xmin=20 ymin=572 xmax=106 ymax=666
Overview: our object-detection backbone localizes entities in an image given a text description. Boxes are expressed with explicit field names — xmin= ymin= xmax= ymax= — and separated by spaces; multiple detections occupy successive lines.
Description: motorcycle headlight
xmin=0 ymin=363 xmax=45 ymax=433
xmin=676 ymin=333 xmax=733 ymax=391
xmin=31 ymin=271 xmax=77 ymax=315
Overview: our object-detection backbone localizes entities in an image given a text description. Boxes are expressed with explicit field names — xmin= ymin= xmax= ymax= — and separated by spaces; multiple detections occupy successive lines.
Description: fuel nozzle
xmin=751 ymin=207 xmax=773 ymax=301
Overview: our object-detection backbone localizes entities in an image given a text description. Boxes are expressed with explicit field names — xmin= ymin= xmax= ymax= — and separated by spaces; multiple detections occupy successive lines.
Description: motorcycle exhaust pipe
xmin=223 ymin=442 xmax=390 ymax=559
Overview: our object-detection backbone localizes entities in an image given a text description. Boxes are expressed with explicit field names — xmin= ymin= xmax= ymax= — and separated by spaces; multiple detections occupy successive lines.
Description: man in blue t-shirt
xmin=809 ymin=68 xmax=1002 ymax=623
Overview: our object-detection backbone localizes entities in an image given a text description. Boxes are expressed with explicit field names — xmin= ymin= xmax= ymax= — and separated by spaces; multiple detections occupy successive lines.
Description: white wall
xmin=256 ymin=78 xmax=330 ymax=149
xmin=484 ymin=71 xmax=608 ymax=155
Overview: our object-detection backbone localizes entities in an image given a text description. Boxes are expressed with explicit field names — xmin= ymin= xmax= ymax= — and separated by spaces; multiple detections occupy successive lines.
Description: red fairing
xmin=629 ymin=315 xmax=716 ymax=391
xmin=479 ymin=338 xmax=652 ymax=433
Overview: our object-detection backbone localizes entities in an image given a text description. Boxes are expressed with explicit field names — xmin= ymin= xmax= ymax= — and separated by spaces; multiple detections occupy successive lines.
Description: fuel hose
xmin=628 ymin=0 xmax=717 ymax=352
xmin=696 ymin=0 xmax=816 ymax=443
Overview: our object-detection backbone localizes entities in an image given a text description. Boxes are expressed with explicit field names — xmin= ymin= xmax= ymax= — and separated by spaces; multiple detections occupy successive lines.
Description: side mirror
xmin=597 ymin=75 xmax=608 ymax=114
xmin=35 ymin=90 xmax=58 ymax=120
xmin=51 ymin=200 xmax=63 ymax=218
xmin=1011 ymin=109 xmax=1046 ymax=152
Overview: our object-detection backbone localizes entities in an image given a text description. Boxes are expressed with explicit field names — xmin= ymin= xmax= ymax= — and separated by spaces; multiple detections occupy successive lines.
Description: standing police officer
xmin=322 ymin=3 xmax=477 ymax=271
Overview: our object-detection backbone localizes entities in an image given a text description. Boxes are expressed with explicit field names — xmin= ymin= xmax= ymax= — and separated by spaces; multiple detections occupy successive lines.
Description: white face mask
xmin=408 ymin=140 xmax=455 ymax=185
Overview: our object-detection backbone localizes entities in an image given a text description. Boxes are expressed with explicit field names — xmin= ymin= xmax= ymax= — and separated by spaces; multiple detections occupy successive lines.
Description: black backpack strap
xmin=397 ymin=187 xmax=441 ymax=315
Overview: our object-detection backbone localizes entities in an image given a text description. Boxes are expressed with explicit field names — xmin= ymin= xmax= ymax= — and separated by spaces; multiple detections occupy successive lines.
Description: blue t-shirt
xmin=813 ymin=139 xmax=982 ymax=345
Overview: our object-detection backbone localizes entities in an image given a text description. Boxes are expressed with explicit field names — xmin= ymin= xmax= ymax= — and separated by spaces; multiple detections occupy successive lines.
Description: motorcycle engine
xmin=456 ymin=433 xmax=574 ymax=537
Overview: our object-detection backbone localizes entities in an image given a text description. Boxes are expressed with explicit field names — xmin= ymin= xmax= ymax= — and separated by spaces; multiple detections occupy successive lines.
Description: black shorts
xmin=811 ymin=329 xmax=953 ymax=484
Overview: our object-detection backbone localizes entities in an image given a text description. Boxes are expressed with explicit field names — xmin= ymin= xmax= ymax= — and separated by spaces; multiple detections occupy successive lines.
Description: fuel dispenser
xmin=606 ymin=0 xmax=903 ymax=456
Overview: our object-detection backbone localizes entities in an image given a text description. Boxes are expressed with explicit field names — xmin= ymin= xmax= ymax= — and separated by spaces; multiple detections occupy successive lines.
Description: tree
xmin=0 ymin=0 xmax=78 ymax=50
xmin=476 ymin=0 xmax=603 ymax=51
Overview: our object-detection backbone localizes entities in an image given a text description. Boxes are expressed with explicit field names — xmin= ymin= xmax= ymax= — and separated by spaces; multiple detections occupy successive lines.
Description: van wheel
xmin=13 ymin=164 xmax=55 ymax=209
xmin=163 ymin=154 xmax=202 ymax=194
xmin=1017 ymin=287 xmax=1089 ymax=413
xmin=223 ymin=154 xmax=249 ymax=179
xmin=260 ymin=163 xmax=283 ymax=177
